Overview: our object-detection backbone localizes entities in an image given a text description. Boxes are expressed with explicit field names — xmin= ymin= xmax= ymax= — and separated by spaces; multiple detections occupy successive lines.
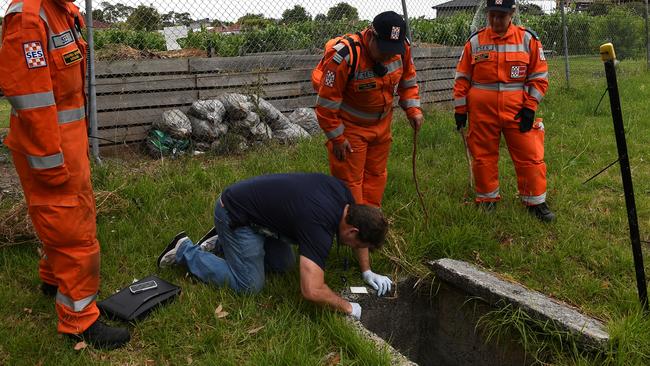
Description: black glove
xmin=515 ymin=107 xmax=535 ymax=133
xmin=455 ymin=113 xmax=467 ymax=130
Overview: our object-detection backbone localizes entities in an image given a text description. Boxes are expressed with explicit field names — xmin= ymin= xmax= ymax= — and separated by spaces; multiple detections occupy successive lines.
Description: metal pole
xmin=602 ymin=50 xmax=649 ymax=312
xmin=645 ymin=0 xmax=650 ymax=70
xmin=400 ymin=0 xmax=413 ymax=41
xmin=560 ymin=0 xmax=570 ymax=88
xmin=85 ymin=0 xmax=101 ymax=164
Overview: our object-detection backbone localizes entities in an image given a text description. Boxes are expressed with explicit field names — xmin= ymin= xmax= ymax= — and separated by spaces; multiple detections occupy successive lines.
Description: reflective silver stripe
xmin=333 ymin=53 xmax=343 ymax=64
xmin=399 ymin=77 xmax=418 ymax=89
xmin=333 ymin=43 xmax=345 ymax=52
xmin=10 ymin=108 xmax=18 ymax=117
xmin=455 ymin=71 xmax=471 ymax=80
xmin=454 ymin=97 xmax=467 ymax=107
xmin=7 ymin=92 xmax=56 ymax=111
xmin=58 ymin=106 xmax=86 ymax=124
xmin=476 ymin=188 xmax=500 ymax=199
xmin=522 ymin=32 xmax=532 ymax=54
xmin=386 ymin=59 xmax=403 ymax=74
xmin=399 ymin=99 xmax=421 ymax=109
xmin=527 ymin=85 xmax=544 ymax=102
xmin=5 ymin=2 xmax=23 ymax=15
xmin=316 ymin=96 xmax=341 ymax=110
xmin=340 ymin=103 xmax=389 ymax=120
xmin=469 ymin=34 xmax=480 ymax=56
xmin=498 ymin=44 xmax=528 ymax=53
xmin=471 ymin=82 xmax=525 ymax=91
xmin=344 ymin=54 xmax=350 ymax=63
xmin=324 ymin=124 xmax=345 ymax=139
xmin=527 ymin=72 xmax=548 ymax=81
xmin=521 ymin=192 xmax=546 ymax=205
xmin=27 ymin=152 xmax=64 ymax=169
xmin=56 ymin=292 xmax=97 ymax=313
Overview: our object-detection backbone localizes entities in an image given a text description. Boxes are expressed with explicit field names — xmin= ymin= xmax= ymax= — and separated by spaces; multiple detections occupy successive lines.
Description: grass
xmin=1 ymin=56 xmax=650 ymax=364
xmin=0 ymin=99 xmax=9 ymax=129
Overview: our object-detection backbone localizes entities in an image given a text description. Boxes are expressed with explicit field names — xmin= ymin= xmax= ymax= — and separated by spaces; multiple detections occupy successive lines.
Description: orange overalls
xmin=0 ymin=0 xmax=100 ymax=334
xmin=314 ymin=29 xmax=422 ymax=206
xmin=453 ymin=24 xmax=549 ymax=205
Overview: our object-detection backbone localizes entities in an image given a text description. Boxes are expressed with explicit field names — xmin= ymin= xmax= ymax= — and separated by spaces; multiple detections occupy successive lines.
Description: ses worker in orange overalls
xmin=313 ymin=11 xmax=422 ymax=295
xmin=0 ymin=0 xmax=129 ymax=349
xmin=453 ymin=0 xmax=555 ymax=222
xmin=313 ymin=11 xmax=424 ymax=208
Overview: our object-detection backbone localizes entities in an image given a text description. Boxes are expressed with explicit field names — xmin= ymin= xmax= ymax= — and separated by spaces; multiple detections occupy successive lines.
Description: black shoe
xmin=71 ymin=320 xmax=130 ymax=350
xmin=527 ymin=202 xmax=556 ymax=222
xmin=478 ymin=201 xmax=497 ymax=212
xmin=157 ymin=231 xmax=189 ymax=268
xmin=40 ymin=282 xmax=58 ymax=297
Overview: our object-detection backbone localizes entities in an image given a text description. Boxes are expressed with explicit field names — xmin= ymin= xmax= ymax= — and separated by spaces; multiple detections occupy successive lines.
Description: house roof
xmin=433 ymin=0 xmax=481 ymax=10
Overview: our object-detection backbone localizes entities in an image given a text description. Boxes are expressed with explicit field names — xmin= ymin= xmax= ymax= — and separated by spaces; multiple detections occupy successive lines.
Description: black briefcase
xmin=98 ymin=275 xmax=181 ymax=321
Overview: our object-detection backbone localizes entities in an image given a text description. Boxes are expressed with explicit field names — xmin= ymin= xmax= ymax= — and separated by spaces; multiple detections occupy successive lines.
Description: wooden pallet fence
xmin=95 ymin=46 xmax=462 ymax=146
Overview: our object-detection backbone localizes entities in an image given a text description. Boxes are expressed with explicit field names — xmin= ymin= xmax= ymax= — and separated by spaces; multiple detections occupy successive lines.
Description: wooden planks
xmin=95 ymin=58 xmax=189 ymax=77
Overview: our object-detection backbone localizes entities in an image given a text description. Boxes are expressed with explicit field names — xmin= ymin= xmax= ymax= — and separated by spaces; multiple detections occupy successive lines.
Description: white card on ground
xmin=350 ymin=286 xmax=368 ymax=294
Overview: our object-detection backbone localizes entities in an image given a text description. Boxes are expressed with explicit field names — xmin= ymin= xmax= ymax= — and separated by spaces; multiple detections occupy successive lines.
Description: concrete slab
xmin=429 ymin=258 xmax=610 ymax=350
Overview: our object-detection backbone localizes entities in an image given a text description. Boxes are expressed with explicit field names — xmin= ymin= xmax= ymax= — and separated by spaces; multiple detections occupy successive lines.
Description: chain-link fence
xmin=1 ymin=0 xmax=649 ymax=157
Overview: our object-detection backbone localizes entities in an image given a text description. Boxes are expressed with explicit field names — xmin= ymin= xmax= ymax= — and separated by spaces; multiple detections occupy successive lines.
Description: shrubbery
xmin=93 ymin=8 xmax=646 ymax=59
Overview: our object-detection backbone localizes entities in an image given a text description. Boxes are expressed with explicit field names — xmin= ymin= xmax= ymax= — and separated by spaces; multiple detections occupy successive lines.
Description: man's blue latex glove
xmin=362 ymin=270 xmax=392 ymax=296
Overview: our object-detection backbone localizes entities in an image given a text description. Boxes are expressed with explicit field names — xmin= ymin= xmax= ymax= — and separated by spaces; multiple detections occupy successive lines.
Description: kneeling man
xmin=157 ymin=173 xmax=391 ymax=319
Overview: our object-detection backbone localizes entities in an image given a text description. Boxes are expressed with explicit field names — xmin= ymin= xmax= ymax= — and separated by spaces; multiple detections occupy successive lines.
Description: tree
xmin=237 ymin=13 xmax=272 ymax=29
xmin=100 ymin=2 xmax=134 ymax=23
xmin=92 ymin=9 xmax=105 ymax=22
xmin=314 ymin=14 xmax=327 ymax=22
xmin=327 ymin=2 xmax=359 ymax=21
xmin=518 ymin=3 xmax=544 ymax=15
xmin=126 ymin=5 xmax=161 ymax=31
xmin=161 ymin=11 xmax=193 ymax=27
xmin=281 ymin=5 xmax=311 ymax=24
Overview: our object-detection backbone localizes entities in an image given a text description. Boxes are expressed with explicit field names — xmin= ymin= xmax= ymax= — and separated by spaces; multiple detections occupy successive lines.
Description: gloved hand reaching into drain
xmin=362 ymin=270 xmax=392 ymax=297
xmin=349 ymin=302 xmax=362 ymax=320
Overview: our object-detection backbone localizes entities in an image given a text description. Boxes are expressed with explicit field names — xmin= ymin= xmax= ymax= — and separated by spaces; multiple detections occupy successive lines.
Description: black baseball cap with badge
xmin=371 ymin=11 xmax=407 ymax=55
xmin=486 ymin=0 xmax=516 ymax=12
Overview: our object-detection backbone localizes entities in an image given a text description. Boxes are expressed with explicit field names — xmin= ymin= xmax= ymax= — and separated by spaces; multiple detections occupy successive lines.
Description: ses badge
xmin=324 ymin=70 xmax=336 ymax=88
xmin=510 ymin=65 xmax=527 ymax=79
xmin=23 ymin=42 xmax=47 ymax=69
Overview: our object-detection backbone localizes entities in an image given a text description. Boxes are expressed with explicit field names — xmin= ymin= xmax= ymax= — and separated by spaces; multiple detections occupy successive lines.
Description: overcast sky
xmin=2 ymin=0 xmax=556 ymax=22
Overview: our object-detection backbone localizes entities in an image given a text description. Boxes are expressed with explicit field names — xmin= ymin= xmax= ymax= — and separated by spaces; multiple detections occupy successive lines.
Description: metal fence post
xmin=645 ymin=0 xmax=650 ymax=70
xmin=85 ymin=0 xmax=101 ymax=164
xmin=401 ymin=0 xmax=413 ymax=41
xmin=560 ymin=0 xmax=570 ymax=88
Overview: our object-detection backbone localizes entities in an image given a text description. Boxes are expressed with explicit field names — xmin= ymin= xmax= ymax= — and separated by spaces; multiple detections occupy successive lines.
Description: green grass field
xmin=0 ymin=99 xmax=9 ymax=129
xmin=1 ymin=56 xmax=650 ymax=365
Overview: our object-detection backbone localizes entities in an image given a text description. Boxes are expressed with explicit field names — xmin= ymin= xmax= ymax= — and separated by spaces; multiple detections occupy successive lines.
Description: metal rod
xmin=604 ymin=59 xmax=649 ymax=312
xmin=85 ymin=0 xmax=101 ymax=164
xmin=560 ymin=0 xmax=570 ymax=88
xmin=645 ymin=0 xmax=650 ymax=70
xmin=400 ymin=0 xmax=413 ymax=41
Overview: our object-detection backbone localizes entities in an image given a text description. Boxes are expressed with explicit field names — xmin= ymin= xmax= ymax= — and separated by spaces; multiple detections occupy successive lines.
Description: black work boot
xmin=40 ymin=282 xmax=58 ymax=297
xmin=72 ymin=320 xmax=130 ymax=350
xmin=527 ymin=202 xmax=556 ymax=222
xmin=478 ymin=201 xmax=497 ymax=212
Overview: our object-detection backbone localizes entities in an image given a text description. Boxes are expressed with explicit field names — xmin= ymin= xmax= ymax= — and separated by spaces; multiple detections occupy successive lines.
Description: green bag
xmin=145 ymin=129 xmax=190 ymax=158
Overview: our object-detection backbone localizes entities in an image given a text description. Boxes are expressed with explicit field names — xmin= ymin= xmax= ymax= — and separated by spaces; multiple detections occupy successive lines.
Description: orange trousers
xmin=12 ymin=151 xmax=100 ymax=334
xmin=467 ymin=95 xmax=547 ymax=205
xmin=327 ymin=115 xmax=392 ymax=207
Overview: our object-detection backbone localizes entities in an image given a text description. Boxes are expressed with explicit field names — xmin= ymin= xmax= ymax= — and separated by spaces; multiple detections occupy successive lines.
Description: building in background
xmin=432 ymin=0 xmax=480 ymax=18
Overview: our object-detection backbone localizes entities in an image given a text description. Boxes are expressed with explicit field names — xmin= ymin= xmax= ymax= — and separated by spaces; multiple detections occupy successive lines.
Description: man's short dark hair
xmin=346 ymin=204 xmax=388 ymax=250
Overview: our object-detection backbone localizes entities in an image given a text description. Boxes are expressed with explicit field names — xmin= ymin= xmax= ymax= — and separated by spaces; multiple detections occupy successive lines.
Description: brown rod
xmin=412 ymin=128 xmax=429 ymax=220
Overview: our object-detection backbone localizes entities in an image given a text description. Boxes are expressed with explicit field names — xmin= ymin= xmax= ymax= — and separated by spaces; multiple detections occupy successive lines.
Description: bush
xmin=94 ymin=28 xmax=166 ymax=51
xmin=410 ymin=13 xmax=473 ymax=46
xmin=589 ymin=7 xmax=645 ymax=59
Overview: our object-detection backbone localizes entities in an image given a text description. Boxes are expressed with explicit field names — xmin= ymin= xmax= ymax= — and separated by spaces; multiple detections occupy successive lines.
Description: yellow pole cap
xmin=600 ymin=43 xmax=616 ymax=62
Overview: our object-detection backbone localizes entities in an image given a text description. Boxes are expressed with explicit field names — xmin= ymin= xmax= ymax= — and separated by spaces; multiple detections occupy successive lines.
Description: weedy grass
xmin=1 ymin=56 xmax=649 ymax=365
xmin=0 ymin=99 xmax=9 ymax=129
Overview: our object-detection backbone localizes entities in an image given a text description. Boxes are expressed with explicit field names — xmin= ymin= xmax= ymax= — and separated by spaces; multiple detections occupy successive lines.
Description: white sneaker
xmin=157 ymin=231 xmax=189 ymax=268
xmin=197 ymin=227 xmax=218 ymax=252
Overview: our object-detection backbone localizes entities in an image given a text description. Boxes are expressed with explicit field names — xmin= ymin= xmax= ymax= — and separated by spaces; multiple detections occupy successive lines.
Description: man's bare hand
xmin=333 ymin=139 xmax=353 ymax=161
xmin=409 ymin=114 xmax=425 ymax=132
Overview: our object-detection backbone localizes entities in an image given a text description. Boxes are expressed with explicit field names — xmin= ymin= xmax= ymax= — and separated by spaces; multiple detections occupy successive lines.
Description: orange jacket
xmin=314 ymin=29 xmax=422 ymax=144
xmin=0 ymin=0 xmax=88 ymax=188
xmin=453 ymin=25 xmax=548 ymax=115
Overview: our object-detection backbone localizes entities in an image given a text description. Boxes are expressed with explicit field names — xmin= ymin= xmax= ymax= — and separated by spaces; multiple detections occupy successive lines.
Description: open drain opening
xmin=350 ymin=259 xmax=609 ymax=366
xmin=356 ymin=278 xmax=529 ymax=366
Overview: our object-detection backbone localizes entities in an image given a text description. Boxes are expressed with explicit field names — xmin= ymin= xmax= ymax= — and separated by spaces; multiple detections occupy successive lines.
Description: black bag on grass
xmin=98 ymin=275 xmax=181 ymax=322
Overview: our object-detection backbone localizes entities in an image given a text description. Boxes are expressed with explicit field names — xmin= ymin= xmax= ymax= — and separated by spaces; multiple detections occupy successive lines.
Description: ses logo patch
xmin=23 ymin=42 xmax=47 ymax=69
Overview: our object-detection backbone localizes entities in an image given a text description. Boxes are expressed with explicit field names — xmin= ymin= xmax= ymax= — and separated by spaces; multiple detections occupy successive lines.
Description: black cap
xmin=371 ymin=11 xmax=406 ymax=54
xmin=486 ymin=0 xmax=516 ymax=12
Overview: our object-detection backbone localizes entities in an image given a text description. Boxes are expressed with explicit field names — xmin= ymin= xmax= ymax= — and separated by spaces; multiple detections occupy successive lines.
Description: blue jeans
xmin=175 ymin=197 xmax=295 ymax=293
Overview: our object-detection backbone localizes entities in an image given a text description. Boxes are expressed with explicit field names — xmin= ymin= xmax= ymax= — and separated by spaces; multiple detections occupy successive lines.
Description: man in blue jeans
xmin=156 ymin=173 xmax=391 ymax=319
